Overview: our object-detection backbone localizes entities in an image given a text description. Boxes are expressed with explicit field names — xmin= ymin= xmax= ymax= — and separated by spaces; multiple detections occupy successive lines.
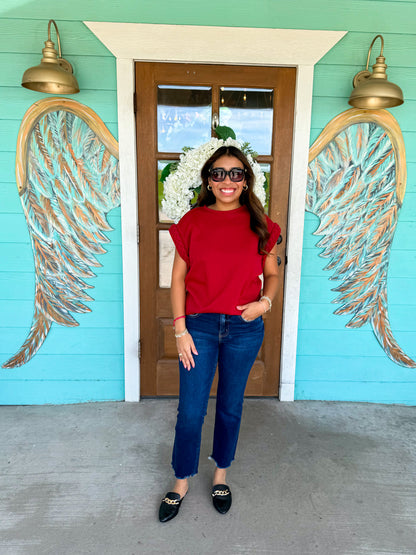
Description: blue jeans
xmin=171 ymin=313 xmax=264 ymax=479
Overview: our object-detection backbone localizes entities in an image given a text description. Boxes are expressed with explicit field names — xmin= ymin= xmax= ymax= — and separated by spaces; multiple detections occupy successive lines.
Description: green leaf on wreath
xmin=160 ymin=163 xmax=174 ymax=183
xmin=215 ymin=126 xmax=236 ymax=140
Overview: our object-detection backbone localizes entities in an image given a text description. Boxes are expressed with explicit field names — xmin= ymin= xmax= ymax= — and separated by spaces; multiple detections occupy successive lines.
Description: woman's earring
xmin=243 ymin=184 xmax=248 ymax=191
xmin=207 ymin=184 xmax=212 ymax=191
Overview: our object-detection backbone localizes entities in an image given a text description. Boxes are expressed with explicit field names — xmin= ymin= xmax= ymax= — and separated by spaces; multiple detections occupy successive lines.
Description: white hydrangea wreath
xmin=161 ymin=137 xmax=267 ymax=223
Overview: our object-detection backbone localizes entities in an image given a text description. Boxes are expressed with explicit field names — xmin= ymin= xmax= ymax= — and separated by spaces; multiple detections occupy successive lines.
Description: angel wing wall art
xmin=307 ymin=108 xmax=415 ymax=368
xmin=2 ymin=100 xmax=414 ymax=370
xmin=2 ymin=98 xmax=119 ymax=368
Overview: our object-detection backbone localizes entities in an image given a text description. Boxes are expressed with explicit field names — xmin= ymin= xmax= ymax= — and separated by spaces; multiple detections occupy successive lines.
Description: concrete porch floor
xmin=0 ymin=399 xmax=415 ymax=554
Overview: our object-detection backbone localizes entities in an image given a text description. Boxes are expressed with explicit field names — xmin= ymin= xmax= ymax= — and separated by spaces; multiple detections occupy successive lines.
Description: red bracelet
xmin=173 ymin=315 xmax=186 ymax=326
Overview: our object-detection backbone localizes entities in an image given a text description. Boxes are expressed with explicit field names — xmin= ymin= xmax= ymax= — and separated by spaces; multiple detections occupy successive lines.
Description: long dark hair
xmin=197 ymin=146 xmax=270 ymax=253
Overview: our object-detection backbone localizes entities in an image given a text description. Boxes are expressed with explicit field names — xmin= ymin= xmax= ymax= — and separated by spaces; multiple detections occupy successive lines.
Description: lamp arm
xmin=365 ymin=34 xmax=384 ymax=71
xmin=48 ymin=19 xmax=62 ymax=59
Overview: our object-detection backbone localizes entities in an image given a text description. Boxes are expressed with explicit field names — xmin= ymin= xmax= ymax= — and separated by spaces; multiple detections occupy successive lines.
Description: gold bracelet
xmin=174 ymin=328 xmax=189 ymax=338
xmin=259 ymin=295 xmax=272 ymax=312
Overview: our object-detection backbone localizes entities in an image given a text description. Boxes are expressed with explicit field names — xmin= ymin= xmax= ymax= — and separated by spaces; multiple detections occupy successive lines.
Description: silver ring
xmin=178 ymin=353 xmax=183 ymax=357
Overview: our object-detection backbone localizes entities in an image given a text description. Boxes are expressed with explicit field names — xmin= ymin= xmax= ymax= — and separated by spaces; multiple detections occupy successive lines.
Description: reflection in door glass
xmin=158 ymin=160 xmax=177 ymax=223
xmin=260 ymin=163 xmax=270 ymax=214
xmin=159 ymin=230 xmax=175 ymax=288
xmin=219 ymin=88 xmax=273 ymax=155
xmin=158 ymin=86 xmax=212 ymax=152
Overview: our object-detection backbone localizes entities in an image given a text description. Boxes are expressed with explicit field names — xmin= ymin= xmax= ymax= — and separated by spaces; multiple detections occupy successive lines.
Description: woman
xmin=159 ymin=145 xmax=280 ymax=522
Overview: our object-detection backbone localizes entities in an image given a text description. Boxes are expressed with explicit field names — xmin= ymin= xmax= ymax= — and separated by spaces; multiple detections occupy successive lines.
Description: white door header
xmin=84 ymin=22 xmax=346 ymax=66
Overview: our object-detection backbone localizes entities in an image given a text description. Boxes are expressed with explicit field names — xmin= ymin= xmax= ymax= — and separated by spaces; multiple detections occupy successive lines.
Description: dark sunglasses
xmin=209 ymin=167 xmax=246 ymax=182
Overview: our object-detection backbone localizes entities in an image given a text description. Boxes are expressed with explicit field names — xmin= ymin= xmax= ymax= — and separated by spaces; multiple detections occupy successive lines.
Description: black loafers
xmin=159 ymin=492 xmax=185 ymax=523
xmin=212 ymin=484 xmax=232 ymax=514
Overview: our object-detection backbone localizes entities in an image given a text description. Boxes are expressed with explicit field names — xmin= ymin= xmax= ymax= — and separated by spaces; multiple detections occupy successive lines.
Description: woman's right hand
xmin=176 ymin=332 xmax=198 ymax=371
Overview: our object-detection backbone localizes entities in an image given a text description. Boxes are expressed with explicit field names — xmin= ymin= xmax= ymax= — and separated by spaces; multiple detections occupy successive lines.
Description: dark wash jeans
xmin=171 ymin=313 xmax=264 ymax=479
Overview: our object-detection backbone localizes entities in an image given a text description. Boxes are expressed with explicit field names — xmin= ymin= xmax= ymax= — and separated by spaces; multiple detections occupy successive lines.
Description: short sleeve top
xmin=169 ymin=205 xmax=280 ymax=315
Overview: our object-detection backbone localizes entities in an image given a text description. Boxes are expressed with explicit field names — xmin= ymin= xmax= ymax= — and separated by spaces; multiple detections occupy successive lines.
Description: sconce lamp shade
xmin=22 ymin=20 xmax=79 ymax=94
xmin=349 ymin=35 xmax=403 ymax=109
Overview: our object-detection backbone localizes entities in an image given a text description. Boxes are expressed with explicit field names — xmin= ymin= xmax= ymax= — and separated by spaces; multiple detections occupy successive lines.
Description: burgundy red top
xmin=169 ymin=205 xmax=281 ymax=315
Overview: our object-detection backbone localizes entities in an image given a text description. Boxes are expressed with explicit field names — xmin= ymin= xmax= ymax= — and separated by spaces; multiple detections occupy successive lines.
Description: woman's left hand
xmin=236 ymin=301 xmax=266 ymax=322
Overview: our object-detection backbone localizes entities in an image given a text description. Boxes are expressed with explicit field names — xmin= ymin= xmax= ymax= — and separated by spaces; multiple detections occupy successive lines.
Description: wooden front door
xmin=136 ymin=62 xmax=295 ymax=397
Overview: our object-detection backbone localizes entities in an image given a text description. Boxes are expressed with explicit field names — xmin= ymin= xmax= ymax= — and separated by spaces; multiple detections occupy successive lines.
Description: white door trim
xmin=84 ymin=22 xmax=347 ymax=402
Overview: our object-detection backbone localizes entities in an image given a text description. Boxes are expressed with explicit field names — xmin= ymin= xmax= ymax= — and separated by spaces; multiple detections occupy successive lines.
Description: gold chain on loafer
xmin=212 ymin=489 xmax=230 ymax=497
xmin=162 ymin=496 xmax=181 ymax=505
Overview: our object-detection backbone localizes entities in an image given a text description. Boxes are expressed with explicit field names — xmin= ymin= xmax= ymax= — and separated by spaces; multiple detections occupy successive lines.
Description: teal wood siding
xmin=0 ymin=0 xmax=415 ymax=404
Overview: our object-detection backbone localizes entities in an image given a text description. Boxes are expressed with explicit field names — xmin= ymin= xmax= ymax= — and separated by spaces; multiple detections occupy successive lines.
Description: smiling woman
xmin=159 ymin=141 xmax=281 ymax=522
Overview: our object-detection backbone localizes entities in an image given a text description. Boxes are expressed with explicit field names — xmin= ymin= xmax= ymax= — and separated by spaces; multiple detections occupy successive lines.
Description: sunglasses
xmin=209 ymin=167 xmax=246 ymax=183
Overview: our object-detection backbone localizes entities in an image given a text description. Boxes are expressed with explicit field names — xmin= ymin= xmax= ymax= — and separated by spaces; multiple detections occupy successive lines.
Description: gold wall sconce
xmin=21 ymin=19 xmax=79 ymax=94
xmin=349 ymin=34 xmax=403 ymax=109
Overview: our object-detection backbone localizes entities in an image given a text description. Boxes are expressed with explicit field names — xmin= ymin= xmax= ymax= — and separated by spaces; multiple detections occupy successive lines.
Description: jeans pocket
xmin=187 ymin=313 xmax=201 ymax=319
xmin=239 ymin=315 xmax=263 ymax=323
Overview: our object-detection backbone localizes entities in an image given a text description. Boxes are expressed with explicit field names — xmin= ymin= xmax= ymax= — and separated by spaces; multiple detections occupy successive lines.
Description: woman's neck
xmin=208 ymin=201 xmax=241 ymax=212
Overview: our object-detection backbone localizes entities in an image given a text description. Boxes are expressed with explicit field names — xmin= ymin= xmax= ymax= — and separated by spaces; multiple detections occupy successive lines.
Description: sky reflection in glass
xmin=220 ymin=88 xmax=273 ymax=154
xmin=158 ymin=85 xmax=211 ymax=152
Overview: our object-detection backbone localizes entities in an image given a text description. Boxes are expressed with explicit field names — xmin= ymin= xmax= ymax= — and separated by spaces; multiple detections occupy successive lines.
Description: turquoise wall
xmin=0 ymin=0 xmax=415 ymax=403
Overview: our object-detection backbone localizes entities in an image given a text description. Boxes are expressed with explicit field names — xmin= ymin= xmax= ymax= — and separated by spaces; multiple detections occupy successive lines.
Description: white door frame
xmin=84 ymin=22 xmax=346 ymax=402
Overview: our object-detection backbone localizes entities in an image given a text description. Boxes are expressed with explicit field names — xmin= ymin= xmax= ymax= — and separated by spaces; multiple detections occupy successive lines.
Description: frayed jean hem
xmin=208 ymin=455 xmax=232 ymax=470
xmin=172 ymin=462 xmax=198 ymax=480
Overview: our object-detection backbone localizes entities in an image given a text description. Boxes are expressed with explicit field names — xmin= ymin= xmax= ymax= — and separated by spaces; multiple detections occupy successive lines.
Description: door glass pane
xmin=260 ymin=163 xmax=271 ymax=214
xmin=158 ymin=160 xmax=177 ymax=223
xmin=159 ymin=230 xmax=175 ymax=288
xmin=158 ymin=85 xmax=212 ymax=152
xmin=219 ymin=88 xmax=273 ymax=155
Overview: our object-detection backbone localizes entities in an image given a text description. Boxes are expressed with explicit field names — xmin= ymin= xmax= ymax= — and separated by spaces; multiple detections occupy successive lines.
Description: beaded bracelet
xmin=259 ymin=295 xmax=272 ymax=312
xmin=174 ymin=328 xmax=189 ymax=339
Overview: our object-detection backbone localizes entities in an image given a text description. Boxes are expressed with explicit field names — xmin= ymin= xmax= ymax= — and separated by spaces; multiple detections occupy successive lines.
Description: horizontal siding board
xmin=0 ymin=20 xmax=112 ymax=57
xmin=319 ymin=31 xmax=416 ymax=66
xmin=295 ymin=380 xmax=416 ymax=404
xmin=298 ymin=302 xmax=416 ymax=331
xmin=0 ymin=151 xmax=17 ymax=183
xmin=1 ymin=2 xmax=416 ymax=33
xmin=0 ymin=184 xmax=21 ymax=212
xmin=0 ymin=271 xmax=123 ymax=301
xmin=0 ymin=88 xmax=118 ymax=123
xmin=0 ymin=380 xmax=125 ymax=405
xmin=0 ymin=327 xmax=124 ymax=356
xmin=296 ymin=329 xmax=416 ymax=358
xmin=0 ymin=120 xmax=20 ymax=152
xmin=399 ymin=193 xmax=416 ymax=219
xmin=0 ymin=354 xmax=123 ymax=380
xmin=295 ymin=355 xmax=416 ymax=382
xmin=0 ymin=299 xmax=123 ymax=327
xmin=0 ymin=214 xmax=30 ymax=242
xmin=299 ymin=276 xmax=416 ymax=306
